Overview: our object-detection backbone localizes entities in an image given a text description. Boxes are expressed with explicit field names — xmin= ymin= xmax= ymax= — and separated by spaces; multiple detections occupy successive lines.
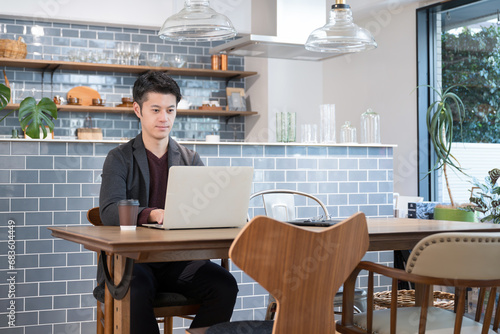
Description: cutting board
xmin=67 ymin=86 xmax=100 ymax=106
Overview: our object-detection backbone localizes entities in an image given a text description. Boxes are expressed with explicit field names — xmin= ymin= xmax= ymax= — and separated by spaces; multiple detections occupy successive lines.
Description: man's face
xmin=133 ymin=92 xmax=177 ymax=141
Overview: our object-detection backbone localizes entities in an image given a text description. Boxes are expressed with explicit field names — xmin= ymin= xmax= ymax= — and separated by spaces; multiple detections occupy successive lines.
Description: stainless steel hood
xmin=210 ymin=34 xmax=338 ymax=61
xmin=209 ymin=0 xmax=338 ymax=61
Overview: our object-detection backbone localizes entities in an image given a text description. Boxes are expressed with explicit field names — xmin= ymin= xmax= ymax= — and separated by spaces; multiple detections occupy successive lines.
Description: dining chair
xmin=337 ymin=232 xmax=500 ymax=334
xmin=87 ymin=207 xmax=221 ymax=334
xmin=207 ymin=212 xmax=370 ymax=334
xmin=249 ymin=189 xmax=367 ymax=319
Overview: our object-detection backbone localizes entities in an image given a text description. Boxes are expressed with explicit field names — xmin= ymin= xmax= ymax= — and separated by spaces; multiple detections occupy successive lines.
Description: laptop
xmin=143 ymin=166 xmax=254 ymax=230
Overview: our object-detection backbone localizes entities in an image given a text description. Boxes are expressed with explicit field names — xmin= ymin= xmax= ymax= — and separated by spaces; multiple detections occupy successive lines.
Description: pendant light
xmin=305 ymin=0 xmax=377 ymax=53
xmin=159 ymin=0 xmax=237 ymax=41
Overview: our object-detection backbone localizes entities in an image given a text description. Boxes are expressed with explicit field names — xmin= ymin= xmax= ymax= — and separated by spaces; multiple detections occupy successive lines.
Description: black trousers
xmin=130 ymin=260 xmax=238 ymax=334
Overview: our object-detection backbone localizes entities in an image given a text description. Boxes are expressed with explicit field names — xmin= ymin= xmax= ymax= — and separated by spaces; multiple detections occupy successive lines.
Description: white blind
xmin=437 ymin=143 xmax=500 ymax=205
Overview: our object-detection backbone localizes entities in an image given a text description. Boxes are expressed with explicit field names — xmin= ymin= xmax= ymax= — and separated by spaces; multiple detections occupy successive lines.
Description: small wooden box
xmin=77 ymin=128 xmax=103 ymax=140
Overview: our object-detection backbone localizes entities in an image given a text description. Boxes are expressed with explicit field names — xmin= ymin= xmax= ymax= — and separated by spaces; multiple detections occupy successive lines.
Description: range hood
xmin=210 ymin=0 xmax=338 ymax=61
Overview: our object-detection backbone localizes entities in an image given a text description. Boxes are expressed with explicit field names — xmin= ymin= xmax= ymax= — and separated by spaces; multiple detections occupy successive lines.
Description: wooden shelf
xmin=4 ymin=104 xmax=258 ymax=117
xmin=0 ymin=58 xmax=257 ymax=79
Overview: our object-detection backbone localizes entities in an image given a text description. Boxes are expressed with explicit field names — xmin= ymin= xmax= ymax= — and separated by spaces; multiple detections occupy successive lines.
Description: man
xmin=98 ymin=71 xmax=238 ymax=333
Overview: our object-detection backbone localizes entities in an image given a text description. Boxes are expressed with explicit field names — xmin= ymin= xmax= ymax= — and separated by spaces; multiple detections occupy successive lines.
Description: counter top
xmin=0 ymin=137 xmax=397 ymax=147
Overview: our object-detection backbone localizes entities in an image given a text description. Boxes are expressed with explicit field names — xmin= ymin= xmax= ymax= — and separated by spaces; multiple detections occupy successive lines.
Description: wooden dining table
xmin=48 ymin=217 xmax=500 ymax=334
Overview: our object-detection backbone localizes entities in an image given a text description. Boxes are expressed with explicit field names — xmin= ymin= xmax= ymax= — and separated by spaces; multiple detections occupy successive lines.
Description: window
xmin=417 ymin=0 xmax=500 ymax=204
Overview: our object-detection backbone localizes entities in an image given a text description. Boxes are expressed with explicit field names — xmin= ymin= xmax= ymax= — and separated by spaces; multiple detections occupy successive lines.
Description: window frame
xmin=416 ymin=0 xmax=486 ymax=201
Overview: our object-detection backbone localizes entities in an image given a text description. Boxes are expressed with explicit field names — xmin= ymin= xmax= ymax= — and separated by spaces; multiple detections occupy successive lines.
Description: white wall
xmin=244 ymin=58 xmax=323 ymax=143
xmin=322 ymin=2 xmax=420 ymax=196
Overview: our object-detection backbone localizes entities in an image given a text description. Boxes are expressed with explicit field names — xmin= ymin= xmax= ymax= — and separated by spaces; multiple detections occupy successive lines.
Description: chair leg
xmin=164 ymin=316 xmax=174 ymax=334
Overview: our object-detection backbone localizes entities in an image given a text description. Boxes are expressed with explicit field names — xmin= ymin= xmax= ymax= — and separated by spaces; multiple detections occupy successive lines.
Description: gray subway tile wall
xmin=0 ymin=18 xmax=246 ymax=142
xmin=0 ymin=140 xmax=393 ymax=332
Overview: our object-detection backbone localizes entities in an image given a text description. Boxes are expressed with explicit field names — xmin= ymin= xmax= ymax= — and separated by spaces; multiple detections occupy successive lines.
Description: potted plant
xmin=464 ymin=168 xmax=500 ymax=224
xmin=421 ymin=84 xmax=476 ymax=221
xmin=0 ymin=83 xmax=58 ymax=139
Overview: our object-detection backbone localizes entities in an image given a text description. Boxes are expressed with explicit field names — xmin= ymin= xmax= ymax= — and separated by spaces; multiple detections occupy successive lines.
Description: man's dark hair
xmin=133 ymin=71 xmax=182 ymax=108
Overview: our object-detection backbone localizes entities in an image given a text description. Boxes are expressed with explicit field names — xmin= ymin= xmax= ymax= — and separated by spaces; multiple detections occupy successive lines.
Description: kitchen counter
xmin=0 ymin=137 xmax=396 ymax=147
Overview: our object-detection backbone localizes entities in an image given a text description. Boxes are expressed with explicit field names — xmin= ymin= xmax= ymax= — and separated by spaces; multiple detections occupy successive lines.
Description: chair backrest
xmin=230 ymin=212 xmax=369 ymax=334
xmin=407 ymin=232 xmax=500 ymax=279
xmin=249 ymin=189 xmax=329 ymax=221
xmin=87 ymin=207 xmax=103 ymax=226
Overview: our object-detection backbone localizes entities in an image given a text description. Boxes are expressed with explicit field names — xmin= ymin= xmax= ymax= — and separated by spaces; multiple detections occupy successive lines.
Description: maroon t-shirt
xmin=137 ymin=149 xmax=168 ymax=225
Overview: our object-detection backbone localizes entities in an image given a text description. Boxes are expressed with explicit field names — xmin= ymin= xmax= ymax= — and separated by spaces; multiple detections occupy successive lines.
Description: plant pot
xmin=433 ymin=207 xmax=477 ymax=222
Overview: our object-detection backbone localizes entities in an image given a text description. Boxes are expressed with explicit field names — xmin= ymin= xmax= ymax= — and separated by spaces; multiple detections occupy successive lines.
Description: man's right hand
xmin=148 ymin=209 xmax=165 ymax=224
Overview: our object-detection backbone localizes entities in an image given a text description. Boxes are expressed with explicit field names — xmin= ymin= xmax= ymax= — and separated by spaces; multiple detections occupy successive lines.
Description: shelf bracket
xmin=224 ymin=114 xmax=238 ymax=124
xmin=225 ymin=74 xmax=242 ymax=86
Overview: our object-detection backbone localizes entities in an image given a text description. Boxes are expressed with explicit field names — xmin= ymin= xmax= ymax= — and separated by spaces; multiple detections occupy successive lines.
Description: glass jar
xmin=360 ymin=108 xmax=380 ymax=144
xmin=319 ymin=104 xmax=335 ymax=143
xmin=340 ymin=121 xmax=357 ymax=143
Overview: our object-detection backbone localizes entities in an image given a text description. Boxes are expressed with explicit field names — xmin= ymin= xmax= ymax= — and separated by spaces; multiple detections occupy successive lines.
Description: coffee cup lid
xmin=118 ymin=199 xmax=139 ymax=206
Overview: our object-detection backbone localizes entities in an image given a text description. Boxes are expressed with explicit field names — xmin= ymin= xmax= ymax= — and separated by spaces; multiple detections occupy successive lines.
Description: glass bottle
xmin=340 ymin=121 xmax=357 ymax=143
xmin=360 ymin=108 xmax=380 ymax=144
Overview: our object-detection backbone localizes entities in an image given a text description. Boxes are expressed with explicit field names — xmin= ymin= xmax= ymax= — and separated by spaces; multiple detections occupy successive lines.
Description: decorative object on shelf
xmin=319 ymin=104 xmax=336 ymax=143
xmin=199 ymin=100 xmax=223 ymax=110
xmin=24 ymin=125 xmax=54 ymax=140
xmin=360 ymin=108 xmax=380 ymax=144
xmin=211 ymin=54 xmax=220 ymax=70
xmin=210 ymin=53 xmax=227 ymax=70
xmin=418 ymin=84 xmax=467 ymax=208
xmin=159 ymin=0 xmax=237 ymax=41
xmin=0 ymin=75 xmax=57 ymax=139
xmin=146 ymin=53 xmax=164 ymax=67
xmin=464 ymin=168 xmax=500 ymax=224
xmin=67 ymin=86 xmax=100 ymax=106
xmin=277 ymin=112 xmax=296 ymax=143
xmin=166 ymin=54 xmax=186 ymax=68
xmin=220 ymin=52 xmax=228 ymax=71
xmin=305 ymin=0 xmax=377 ymax=53
xmin=301 ymin=123 xmax=318 ymax=144
xmin=77 ymin=115 xmax=103 ymax=140
xmin=92 ymin=98 xmax=106 ymax=106
xmin=226 ymin=87 xmax=246 ymax=111
xmin=66 ymin=97 xmax=81 ymax=105
xmin=340 ymin=121 xmax=357 ymax=143
xmin=117 ymin=97 xmax=133 ymax=108
xmin=0 ymin=36 xmax=27 ymax=59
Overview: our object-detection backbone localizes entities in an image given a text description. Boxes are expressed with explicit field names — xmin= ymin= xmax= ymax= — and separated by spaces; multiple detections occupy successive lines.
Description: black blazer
xmin=99 ymin=133 xmax=203 ymax=226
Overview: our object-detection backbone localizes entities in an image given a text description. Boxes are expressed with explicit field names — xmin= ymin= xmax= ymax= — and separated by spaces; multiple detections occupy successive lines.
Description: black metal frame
xmin=416 ymin=0 xmax=486 ymax=201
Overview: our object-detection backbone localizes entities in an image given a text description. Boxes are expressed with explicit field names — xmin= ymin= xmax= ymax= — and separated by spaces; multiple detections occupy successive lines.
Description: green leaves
xmin=423 ymin=84 xmax=467 ymax=176
xmin=0 ymin=84 xmax=10 ymax=111
xmin=466 ymin=168 xmax=500 ymax=223
xmin=442 ymin=26 xmax=500 ymax=143
xmin=19 ymin=97 xmax=58 ymax=139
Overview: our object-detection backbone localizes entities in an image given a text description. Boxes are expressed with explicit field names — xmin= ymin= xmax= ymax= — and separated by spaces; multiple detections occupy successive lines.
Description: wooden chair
xmin=249 ymin=189 xmax=367 ymax=319
xmin=87 ymin=207 xmax=214 ymax=334
xmin=206 ymin=212 xmax=370 ymax=334
xmin=337 ymin=232 xmax=500 ymax=334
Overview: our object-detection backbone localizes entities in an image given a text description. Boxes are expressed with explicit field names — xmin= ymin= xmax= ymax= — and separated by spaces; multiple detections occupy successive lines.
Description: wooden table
xmin=48 ymin=218 xmax=500 ymax=334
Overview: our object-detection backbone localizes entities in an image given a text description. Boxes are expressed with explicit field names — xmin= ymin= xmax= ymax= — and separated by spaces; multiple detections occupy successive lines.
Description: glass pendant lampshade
xmin=159 ymin=0 xmax=237 ymax=41
xmin=305 ymin=0 xmax=377 ymax=53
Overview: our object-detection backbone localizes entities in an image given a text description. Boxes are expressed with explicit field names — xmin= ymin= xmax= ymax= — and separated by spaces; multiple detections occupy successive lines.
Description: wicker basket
xmin=0 ymin=37 xmax=27 ymax=59
xmin=374 ymin=289 xmax=455 ymax=310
